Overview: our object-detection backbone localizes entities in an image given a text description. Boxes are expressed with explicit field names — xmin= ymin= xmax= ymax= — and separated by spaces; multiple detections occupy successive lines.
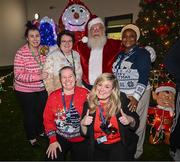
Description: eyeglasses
xmin=61 ymin=40 xmax=73 ymax=44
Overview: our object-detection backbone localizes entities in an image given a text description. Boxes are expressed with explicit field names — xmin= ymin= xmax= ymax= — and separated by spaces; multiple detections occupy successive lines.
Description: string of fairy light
xmin=136 ymin=0 xmax=180 ymax=67
xmin=0 ymin=72 xmax=13 ymax=104
xmin=0 ymin=72 xmax=13 ymax=92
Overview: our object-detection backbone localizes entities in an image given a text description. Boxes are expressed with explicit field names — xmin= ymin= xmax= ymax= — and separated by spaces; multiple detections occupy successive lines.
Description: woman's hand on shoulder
xmin=46 ymin=141 xmax=62 ymax=160
xmin=127 ymin=96 xmax=138 ymax=112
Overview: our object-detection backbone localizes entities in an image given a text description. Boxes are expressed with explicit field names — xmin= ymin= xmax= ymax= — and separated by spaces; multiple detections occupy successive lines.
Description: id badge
xmin=96 ymin=136 xmax=107 ymax=144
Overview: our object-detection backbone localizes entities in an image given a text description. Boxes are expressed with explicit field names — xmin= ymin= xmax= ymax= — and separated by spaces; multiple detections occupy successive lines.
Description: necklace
xmin=61 ymin=88 xmax=74 ymax=122
xmin=60 ymin=49 xmax=75 ymax=72
xmin=31 ymin=50 xmax=43 ymax=69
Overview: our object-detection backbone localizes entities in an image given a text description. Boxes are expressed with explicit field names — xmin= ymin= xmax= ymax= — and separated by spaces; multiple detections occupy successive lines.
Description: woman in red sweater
xmin=81 ymin=73 xmax=139 ymax=160
xmin=43 ymin=66 xmax=89 ymax=160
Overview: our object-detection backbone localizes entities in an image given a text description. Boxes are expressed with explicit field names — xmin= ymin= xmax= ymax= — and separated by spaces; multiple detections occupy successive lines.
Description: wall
xmin=0 ymin=0 xmax=27 ymax=67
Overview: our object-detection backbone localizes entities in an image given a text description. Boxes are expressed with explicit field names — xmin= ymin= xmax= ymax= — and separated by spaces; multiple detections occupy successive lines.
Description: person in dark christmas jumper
xmin=43 ymin=66 xmax=89 ymax=160
xmin=14 ymin=21 xmax=48 ymax=146
xmin=43 ymin=30 xmax=82 ymax=95
xmin=80 ymin=73 xmax=139 ymax=161
xmin=112 ymin=24 xmax=151 ymax=159
xmin=164 ymin=39 xmax=180 ymax=161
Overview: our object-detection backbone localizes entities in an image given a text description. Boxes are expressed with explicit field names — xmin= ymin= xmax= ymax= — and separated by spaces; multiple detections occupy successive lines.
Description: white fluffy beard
xmin=88 ymin=34 xmax=107 ymax=49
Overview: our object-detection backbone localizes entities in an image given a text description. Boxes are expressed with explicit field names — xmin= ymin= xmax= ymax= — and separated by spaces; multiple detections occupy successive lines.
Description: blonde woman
xmin=80 ymin=73 xmax=139 ymax=160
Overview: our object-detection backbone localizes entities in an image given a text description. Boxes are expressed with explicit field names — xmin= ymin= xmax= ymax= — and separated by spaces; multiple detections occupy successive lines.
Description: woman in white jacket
xmin=43 ymin=30 xmax=82 ymax=95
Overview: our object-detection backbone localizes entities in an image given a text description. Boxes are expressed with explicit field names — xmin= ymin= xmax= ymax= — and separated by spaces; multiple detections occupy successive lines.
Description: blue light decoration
xmin=39 ymin=16 xmax=57 ymax=46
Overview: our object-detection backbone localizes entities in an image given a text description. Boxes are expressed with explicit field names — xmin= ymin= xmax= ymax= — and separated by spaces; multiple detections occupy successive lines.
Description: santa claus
xmin=75 ymin=16 xmax=124 ymax=89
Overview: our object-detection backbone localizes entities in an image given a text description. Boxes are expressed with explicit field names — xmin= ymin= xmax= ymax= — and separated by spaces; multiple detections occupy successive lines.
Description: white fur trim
xmin=145 ymin=46 xmax=156 ymax=62
xmin=82 ymin=36 xmax=88 ymax=43
xmin=88 ymin=17 xmax=104 ymax=31
xmin=155 ymin=86 xmax=176 ymax=94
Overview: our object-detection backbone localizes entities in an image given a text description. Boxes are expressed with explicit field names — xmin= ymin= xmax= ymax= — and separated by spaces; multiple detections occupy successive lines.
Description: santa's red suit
xmin=76 ymin=39 xmax=123 ymax=86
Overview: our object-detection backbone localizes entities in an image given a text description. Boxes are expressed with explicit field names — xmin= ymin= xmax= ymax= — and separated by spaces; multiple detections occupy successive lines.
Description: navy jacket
xmin=113 ymin=45 xmax=151 ymax=101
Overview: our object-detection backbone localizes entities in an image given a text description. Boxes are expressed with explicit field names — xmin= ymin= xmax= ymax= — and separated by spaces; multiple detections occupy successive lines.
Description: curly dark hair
xmin=57 ymin=30 xmax=75 ymax=47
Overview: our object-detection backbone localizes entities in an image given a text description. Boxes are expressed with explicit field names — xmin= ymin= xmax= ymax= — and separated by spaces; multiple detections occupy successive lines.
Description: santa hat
xmin=121 ymin=24 xmax=140 ymax=41
xmin=81 ymin=15 xmax=104 ymax=43
xmin=155 ymin=82 xmax=176 ymax=94
xmin=88 ymin=16 xmax=104 ymax=31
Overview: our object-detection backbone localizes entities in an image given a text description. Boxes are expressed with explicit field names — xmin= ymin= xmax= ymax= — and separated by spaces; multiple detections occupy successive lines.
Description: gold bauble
xmin=40 ymin=46 xmax=49 ymax=56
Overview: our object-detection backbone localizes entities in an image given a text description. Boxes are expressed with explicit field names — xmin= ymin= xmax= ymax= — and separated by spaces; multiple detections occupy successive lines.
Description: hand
xmin=119 ymin=109 xmax=134 ymax=126
xmin=41 ymin=72 xmax=48 ymax=80
xmin=128 ymin=96 xmax=138 ymax=112
xmin=46 ymin=141 xmax=62 ymax=160
xmin=81 ymin=109 xmax=93 ymax=126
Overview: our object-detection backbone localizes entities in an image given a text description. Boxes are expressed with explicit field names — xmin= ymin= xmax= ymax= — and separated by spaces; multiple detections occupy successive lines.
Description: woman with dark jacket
xmin=80 ymin=73 xmax=139 ymax=161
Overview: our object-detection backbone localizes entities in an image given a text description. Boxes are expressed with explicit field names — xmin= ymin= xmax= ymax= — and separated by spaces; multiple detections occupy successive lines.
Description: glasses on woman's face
xmin=61 ymin=40 xmax=73 ymax=44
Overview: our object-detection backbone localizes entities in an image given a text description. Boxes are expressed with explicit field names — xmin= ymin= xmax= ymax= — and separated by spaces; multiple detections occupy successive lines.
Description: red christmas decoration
xmin=159 ymin=63 xmax=165 ymax=69
xmin=155 ymin=25 xmax=170 ymax=36
xmin=167 ymin=9 xmax=175 ymax=17
xmin=32 ymin=19 xmax=39 ymax=28
xmin=147 ymin=81 xmax=176 ymax=145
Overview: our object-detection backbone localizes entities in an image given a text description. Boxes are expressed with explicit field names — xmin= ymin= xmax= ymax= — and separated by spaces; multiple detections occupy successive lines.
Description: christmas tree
xmin=136 ymin=0 xmax=180 ymax=68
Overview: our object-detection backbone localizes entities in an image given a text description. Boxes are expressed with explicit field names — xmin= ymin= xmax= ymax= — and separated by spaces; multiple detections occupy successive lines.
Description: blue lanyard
xmin=60 ymin=49 xmax=76 ymax=73
xmin=98 ymin=102 xmax=106 ymax=125
xmin=31 ymin=50 xmax=43 ymax=69
xmin=61 ymin=89 xmax=74 ymax=113
xmin=114 ymin=46 xmax=136 ymax=76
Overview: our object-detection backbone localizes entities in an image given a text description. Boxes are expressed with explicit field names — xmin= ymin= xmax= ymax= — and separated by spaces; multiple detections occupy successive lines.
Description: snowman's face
xmin=62 ymin=4 xmax=90 ymax=31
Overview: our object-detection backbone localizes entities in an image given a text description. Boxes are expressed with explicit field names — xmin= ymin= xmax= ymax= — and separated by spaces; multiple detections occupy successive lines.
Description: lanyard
xmin=61 ymin=88 xmax=74 ymax=113
xmin=31 ymin=50 xmax=43 ymax=69
xmin=114 ymin=46 xmax=136 ymax=76
xmin=98 ymin=102 xmax=106 ymax=125
xmin=60 ymin=49 xmax=76 ymax=72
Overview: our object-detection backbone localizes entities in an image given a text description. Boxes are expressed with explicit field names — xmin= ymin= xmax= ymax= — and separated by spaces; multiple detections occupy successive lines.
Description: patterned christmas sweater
xmin=112 ymin=45 xmax=151 ymax=101
xmin=14 ymin=44 xmax=46 ymax=92
xmin=43 ymin=86 xmax=88 ymax=143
